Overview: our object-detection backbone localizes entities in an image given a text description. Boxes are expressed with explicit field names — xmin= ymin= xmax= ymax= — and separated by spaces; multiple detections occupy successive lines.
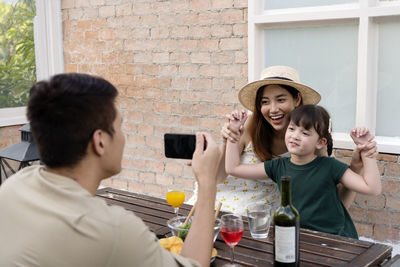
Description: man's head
xmin=27 ymin=73 xmax=119 ymax=168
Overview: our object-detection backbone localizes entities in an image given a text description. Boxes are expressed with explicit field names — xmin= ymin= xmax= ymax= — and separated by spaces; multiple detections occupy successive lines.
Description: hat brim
xmin=238 ymin=79 xmax=321 ymax=111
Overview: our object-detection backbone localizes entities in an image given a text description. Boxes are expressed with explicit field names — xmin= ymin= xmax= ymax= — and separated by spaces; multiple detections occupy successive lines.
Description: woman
xmin=189 ymin=66 xmax=376 ymax=215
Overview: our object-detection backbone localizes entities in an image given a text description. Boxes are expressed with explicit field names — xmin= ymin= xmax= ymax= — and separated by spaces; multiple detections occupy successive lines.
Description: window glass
xmin=264 ymin=23 xmax=358 ymax=132
xmin=264 ymin=0 xmax=356 ymax=10
xmin=0 ymin=0 xmax=36 ymax=108
xmin=376 ymin=18 xmax=400 ymax=137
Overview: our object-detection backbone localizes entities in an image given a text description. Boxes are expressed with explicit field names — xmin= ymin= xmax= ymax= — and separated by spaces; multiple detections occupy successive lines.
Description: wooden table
xmin=96 ymin=187 xmax=393 ymax=266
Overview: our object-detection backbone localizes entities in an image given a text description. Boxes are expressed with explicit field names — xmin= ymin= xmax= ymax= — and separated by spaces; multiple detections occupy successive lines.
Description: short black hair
xmin=289 ymin=105 xmax=333 ymax=156
xmin=27 ymin=73 xmax=118 ymax=167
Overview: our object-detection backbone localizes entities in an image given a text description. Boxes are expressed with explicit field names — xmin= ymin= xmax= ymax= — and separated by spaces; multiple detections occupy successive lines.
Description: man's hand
xmin=192 ymin=132 xmax=222 ymax=187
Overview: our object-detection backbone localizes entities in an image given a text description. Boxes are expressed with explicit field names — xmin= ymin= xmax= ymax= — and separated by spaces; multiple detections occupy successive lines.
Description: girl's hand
xmin=350 ymin=127 xmax=373 ymax=145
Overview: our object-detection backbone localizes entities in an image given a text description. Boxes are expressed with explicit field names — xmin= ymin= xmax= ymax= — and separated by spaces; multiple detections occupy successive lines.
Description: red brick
xmin=152 ymin=52 xmax=169 ymax=63
xmin=90 ymin=0 xmax=105 ymax=5
xmin=220 ymin=38 xmax=243 ymax=50
xmin=62 ymin=0 xmax=74 ymax=9
xmin=171 ymin=77 xmax=190 ymax=89
xmin=220 ymin=64 xmax=242 ymax=77
xmin=170 ymin=26 xmax=189 ymax=38
xmin=199 ymin=65 xmax=219 ymax=77
xmin=154 ymin=102 xmax=172 ymax=113
xmin=181 ymin=117 xmax=198 ymax=127
xmin=170 ymin=52 xmax=190 ymax=63
xmin=128 ymin=180 xmax=145 ymax=194
xmin=178 ymin=65 xmax=198 ymax=76
xmin=199 ymin=40 xmax=218 ymax=51
xmin=354 ymin=194 xmax=386 ymax=209
xmin=160 ymin=40 xmax=177 ymax=51
xmin=355 ymin=222 xmax=373 ymax=238
xmin=377 ymin=153 xmax=398 ymax=162
xmin=99 ymin=5 xmax=115 ymax=17
xmin=199 ymin=117 xmax=222 ymax=131
xmin=373 ymin=225 xmax=400 ymax=243
xmin=233 ymin=23 xmax=247 ymax=36
xmin=191 ymin=78 xmax=212 ymax=90
xmin=165 ymin=162 xmax=183 ymax=176
xmin=193 ymin=104 xmax=211 ymax=116
xmin=132 ymin=2 xmax=151 ymax=15
xmin=156 ymin=174 xmax=174 ymax=187
xmin=221 ymin=9 xmax=244 ymax=23
xmin=159 ymin=65 xmax=178 ymax=76
xmin=116 ymin=3 xmax=132 ymax=16
xmin=235 ymin=50 xmax=247 ymax=63
xmin=367 ymin=209 xmax=400 ymax=225
xmin=382 ymin=179 xmax=400 ymax=194
xmin=189 ymin=26 xmax=211 ymax=39
xmin=234 ymin=0 xmax=248 ymax=8
xmin=177 ymin=40 xmax=198 ymax=51
xmin=212 ymin=0 xmax=233 ymax=8
xmin=198 ymin=11 xmax=220 ymax=24
xmin=192 ymin=0 xmax=211 ymax=10
xmin=211 ymin=52 xmax=233 ymax=64
xmin=348 ymin=206 xmax=367 ymax=222
xmin=144 ymin=184 xmax=164 ymax=198
xmin=214 ymin=105 xmax=233 ymax=117
xmin=112 ymin=178 xmax=128 ymax=190
xmin=386 ymin=196 xmax=400 ymax=211
xmin=386 ymin=162 xmax=400 ymax=177
xmin=69 ymin=8 xmax=83 ymax=20
xmin=211 ymin=24 xmax=232 ymax=38
xmin=176 ymin=13 xmax=199 ymax=25
xmin=212 ymin=77 xmax=234 ymax=90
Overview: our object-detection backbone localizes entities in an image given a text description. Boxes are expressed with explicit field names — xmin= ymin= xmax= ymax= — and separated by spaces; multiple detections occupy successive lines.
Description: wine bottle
xmin=273 ymin=176 xmax=300 ymax=267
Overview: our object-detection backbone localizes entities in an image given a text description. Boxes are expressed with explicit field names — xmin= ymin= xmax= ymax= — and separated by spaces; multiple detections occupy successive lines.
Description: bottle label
xmin=275 ymin=226 xmax=296 ymax=263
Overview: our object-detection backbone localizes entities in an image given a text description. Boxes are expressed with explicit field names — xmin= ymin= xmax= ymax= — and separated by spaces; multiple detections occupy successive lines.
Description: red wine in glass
xmin=221 ymin=214 xmax=244 ymax=267
xmin=220 ymin=227 xmax=244 ymax=247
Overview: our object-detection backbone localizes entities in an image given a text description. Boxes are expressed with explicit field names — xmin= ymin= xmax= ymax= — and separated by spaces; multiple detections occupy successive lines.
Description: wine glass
xmin=220 ymin=214 xmax=244 ymax=267
xmin=166 ymin=189 xmax=185 ymax=216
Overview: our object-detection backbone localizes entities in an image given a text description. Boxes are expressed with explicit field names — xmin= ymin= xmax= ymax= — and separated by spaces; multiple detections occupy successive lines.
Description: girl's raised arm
xmin=340 ymin=142 xmax=381 ymax=196
xmin=225 ymin=113 xmax=269 ymax=180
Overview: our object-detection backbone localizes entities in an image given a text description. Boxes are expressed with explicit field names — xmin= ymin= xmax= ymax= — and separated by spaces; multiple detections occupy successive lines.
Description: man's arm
xmin=180 ymin=132 xmax=221 ymax=267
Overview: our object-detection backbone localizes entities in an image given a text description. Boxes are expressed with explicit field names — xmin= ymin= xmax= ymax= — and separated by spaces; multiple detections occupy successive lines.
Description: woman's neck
xmin=290 ymin=153 xmax=317 ymax=165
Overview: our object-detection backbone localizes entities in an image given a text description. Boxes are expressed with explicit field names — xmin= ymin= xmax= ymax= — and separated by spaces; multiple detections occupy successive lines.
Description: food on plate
xmin=159 ymin=236 xmax=217 ymax=258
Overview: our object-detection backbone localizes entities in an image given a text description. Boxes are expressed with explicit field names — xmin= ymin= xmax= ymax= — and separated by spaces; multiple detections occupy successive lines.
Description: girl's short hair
xmin=289 ymin=105 xmax=333 ymax=156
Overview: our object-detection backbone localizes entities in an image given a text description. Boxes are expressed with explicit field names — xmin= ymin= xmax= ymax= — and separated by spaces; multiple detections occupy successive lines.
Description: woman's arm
xmin=340 ymin=142 xmax=381 ymax=196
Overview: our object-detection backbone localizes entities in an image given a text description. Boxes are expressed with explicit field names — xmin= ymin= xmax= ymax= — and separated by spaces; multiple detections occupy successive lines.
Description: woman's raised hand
xmin=221 ymin=110 xmax=247 ymax=143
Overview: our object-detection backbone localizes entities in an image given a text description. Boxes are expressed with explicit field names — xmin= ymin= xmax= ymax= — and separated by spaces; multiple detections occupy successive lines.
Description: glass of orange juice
xmin=166 ymin=189 xmax=186 ymax=216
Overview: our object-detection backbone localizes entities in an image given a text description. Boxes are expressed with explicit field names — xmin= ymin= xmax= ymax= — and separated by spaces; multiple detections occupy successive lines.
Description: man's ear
xmin=91 ymin=129 xmax=106 ymax=156
xmin=316 ymin=137 xmax=327 ymax=150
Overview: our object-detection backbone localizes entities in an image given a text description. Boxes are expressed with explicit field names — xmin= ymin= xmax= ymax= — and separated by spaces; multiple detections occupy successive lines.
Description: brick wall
xmin=59 ymin=0 xmax=400 ymax=243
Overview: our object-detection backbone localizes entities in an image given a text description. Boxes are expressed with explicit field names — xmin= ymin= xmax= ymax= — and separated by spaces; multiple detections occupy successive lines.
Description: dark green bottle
xmin=273 ymin=176 xmax=300 ymax=267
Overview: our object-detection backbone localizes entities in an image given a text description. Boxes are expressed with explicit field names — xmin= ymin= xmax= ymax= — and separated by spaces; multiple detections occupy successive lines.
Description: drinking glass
xmin=246 ymin=202 xmax=272 ymax=239
xmin=166 ymin=189 xmax=185 ymax=216
xmin=220 ymin=214 xmax=244 ymax=267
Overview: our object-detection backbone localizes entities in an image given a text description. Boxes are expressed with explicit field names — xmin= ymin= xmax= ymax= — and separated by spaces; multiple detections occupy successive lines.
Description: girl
xmin=225 ymin=105 xmax=381 ymax=238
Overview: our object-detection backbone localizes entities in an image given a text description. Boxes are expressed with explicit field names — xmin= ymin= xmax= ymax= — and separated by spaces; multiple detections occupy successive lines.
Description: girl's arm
xmin=215 ymin=111 xmax=250 ymax=184
xmin=225 ymin=113 xmax=268 ymax=180
xmin=340 ymin=145 xmax=381 ymax=196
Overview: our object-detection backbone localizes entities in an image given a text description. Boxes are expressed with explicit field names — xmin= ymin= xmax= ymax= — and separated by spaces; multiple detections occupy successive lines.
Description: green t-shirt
xmin=264 ymin=156 xmax=358 ymax=239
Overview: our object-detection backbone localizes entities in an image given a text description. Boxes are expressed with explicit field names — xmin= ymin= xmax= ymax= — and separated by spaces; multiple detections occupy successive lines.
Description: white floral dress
xmin=187 ymin=142 xmax=282 ymax=216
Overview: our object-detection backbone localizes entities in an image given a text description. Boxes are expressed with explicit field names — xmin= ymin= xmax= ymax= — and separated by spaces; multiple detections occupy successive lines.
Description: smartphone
xmin=164 ymin=133 xmax=196 ymax=159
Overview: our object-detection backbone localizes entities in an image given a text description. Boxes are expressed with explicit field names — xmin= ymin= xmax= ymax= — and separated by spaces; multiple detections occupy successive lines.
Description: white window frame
xmin=0 ymin=0 xmax=64 ymax=127
xmin=248 ymin=0 xmax=400 ymax=154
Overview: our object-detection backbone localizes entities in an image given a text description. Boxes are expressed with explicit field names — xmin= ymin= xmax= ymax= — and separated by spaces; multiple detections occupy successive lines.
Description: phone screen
xmin=164 ymin=133 xmax=196 ymax=159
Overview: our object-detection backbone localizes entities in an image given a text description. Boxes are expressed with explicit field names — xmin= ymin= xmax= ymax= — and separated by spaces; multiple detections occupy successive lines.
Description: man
xmin=0 ymin=73 xmax=221 ymax=267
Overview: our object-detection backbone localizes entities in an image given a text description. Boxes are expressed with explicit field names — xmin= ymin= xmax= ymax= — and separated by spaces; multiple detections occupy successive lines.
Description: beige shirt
xmin=0 ymin=166 xmax=200 ymax=267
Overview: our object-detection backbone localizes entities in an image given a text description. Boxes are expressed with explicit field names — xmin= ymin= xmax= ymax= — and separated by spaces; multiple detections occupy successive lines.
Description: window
xmin=248 ymin=0 xmax=400 ymax=153
xmin=0 ymin=0 xmax=63 ymax=127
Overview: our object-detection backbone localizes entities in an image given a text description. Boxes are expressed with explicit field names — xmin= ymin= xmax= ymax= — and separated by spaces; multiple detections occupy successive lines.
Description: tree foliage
xmin=0 ymin=0 xmax=36 ymax=108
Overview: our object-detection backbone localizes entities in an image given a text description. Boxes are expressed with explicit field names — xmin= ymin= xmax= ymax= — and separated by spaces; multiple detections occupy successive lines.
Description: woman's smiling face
xmin=259 ymin=84 xmax=301 ymax=133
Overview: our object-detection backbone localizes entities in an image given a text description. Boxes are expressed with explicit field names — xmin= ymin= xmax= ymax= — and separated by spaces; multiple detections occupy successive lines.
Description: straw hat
xmin=238 ymin=66 xmax=321 ymax=111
